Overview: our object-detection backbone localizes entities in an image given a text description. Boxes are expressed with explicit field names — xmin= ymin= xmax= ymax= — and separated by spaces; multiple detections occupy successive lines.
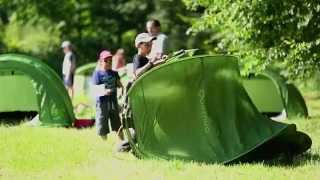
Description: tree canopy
xmin=0 ymin=0 xmax=203 ymax=73
xmin=183 ymin=0 xmax=320 ymax=79
xmin=1 ymin=0 xmax=319 ymax=79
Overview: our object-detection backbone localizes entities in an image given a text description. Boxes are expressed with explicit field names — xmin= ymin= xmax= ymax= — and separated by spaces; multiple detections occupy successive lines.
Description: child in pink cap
xmin=92 ymin=50 xmax=123 ymax=139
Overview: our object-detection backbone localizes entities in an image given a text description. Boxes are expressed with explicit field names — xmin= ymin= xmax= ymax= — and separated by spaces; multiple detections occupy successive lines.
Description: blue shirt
xmin=92 ymin=69 xmax=120 ymax=102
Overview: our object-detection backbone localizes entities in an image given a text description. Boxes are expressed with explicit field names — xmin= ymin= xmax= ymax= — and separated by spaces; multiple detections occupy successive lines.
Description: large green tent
xmin=243 ymin=71 xmax=308 ymax=118
xmin=0 ymin=54 xmax=74 ymax=126
xmin=126 ymin=55 xmax=311 ymax=163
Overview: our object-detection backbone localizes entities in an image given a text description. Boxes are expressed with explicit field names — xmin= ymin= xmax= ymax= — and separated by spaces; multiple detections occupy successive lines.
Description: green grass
xmin=1 ymin=92 xmax=320 ymax=179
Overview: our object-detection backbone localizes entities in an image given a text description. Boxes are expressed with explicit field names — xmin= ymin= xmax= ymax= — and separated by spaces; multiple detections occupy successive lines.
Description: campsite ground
xmin=1 ymin=91 xmax=320 ymax=179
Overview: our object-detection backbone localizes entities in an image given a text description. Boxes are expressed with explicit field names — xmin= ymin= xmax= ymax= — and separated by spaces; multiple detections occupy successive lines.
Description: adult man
xmin=146 ymin=19 xmax=168 ymax=60
xmin=61 ymin=41 xmax=76 ymax=98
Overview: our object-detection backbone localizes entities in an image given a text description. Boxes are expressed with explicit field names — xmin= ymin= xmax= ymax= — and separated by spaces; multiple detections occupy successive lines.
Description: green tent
xmin=0 ymin=54 xmax=74 ymax=126
xmin=126 ymin=55 xmax=311 ymax=163
xmin=243 ymin=71 xmax=308 ymax=118
xmin=74 ymin=62 xmax=132 ymax=118
xmin=74 ymin=62 xmax=132 ymax=97
xmin=74 ymin=63 xmax=97 ymax=97
xmin=74 ymin=63 xmax=133 ymax=100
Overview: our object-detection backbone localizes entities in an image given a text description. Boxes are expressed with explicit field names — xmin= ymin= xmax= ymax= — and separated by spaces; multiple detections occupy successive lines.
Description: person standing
xmin=92 ymin=50 xmax=123 ymax=140
xmin=61 ymin=40 xmax=76 ymax=99
xmin=112 ymin=48 xmax=126 ymax=71
xmin=146 ymin=19 xmax=168 ymax=60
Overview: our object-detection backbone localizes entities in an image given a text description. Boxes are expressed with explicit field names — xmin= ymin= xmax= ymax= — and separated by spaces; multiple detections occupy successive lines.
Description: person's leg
xmin=95 ymin=101 xmax=110 ymax=139
xmin=69 ymin=74 xmax=74 ymax=99
xmin=109 ymin=102 xmax=121 ymax=132
xmin=67 ymin=87 xmax=74 ymax=99
xmin=64 ymin=74 xmax=74 ymax=99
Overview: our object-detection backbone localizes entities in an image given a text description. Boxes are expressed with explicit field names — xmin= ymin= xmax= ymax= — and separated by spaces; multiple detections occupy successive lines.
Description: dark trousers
xmin=96 ymin=100 xmax=121 ymax=136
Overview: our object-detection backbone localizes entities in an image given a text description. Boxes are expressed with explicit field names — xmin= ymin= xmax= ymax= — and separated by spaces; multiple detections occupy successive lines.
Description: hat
xmin=61 ymin=41 xmax=71 ymax=48
xmin=135 ymin=33 xmax=156 ymax=48
xmin=99 ymin=50 xmax=113 ymax=61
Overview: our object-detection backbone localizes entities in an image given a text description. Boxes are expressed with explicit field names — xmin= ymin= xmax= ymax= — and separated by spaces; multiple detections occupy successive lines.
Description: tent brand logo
xmin=198 ymin=88 xmax=210 ymax=134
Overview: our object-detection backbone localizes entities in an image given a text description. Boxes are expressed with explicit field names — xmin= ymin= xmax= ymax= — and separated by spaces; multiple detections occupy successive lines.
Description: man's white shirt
xmin=148 ymin=33 xmax=168 ymax=59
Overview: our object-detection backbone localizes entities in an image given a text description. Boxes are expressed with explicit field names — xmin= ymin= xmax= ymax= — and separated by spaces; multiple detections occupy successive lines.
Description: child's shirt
xmin=133 ymin=54 xmax=149 ymax=72
xmin=92 ymin=69 xmax=120 ymax=103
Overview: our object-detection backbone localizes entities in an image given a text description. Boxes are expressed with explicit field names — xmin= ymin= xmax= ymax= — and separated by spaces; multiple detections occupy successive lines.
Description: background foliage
xmin=0 ymin=0 xmax=204 ymax=74
xmin=183 ymin=0 xmax=320 ymax=79
xmin=1 ymin=0 xmax=320 ymax=80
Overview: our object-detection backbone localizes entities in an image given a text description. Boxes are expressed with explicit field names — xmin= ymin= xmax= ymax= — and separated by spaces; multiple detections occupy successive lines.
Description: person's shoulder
xmin=158 ymin=33 xmax=168 ymax=39
xmin=113 ymin=70 xmax=120 ymax=78
xmin=110 ymin=69 xmax=118 ymax=74
xmin=133 ymin=54 xmax=139 ymax=59
xmin=65 ymin=51 xmax=76 ymax=59
xmin=133 ymin=54 xmax=140 ymax=61
xmin=70 ymin=51 xmax=76 ymax=58
xmin=92 ymin=69 xmax=99 ymax=76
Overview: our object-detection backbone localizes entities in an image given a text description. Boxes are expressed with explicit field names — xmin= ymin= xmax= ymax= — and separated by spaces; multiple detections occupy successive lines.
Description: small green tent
xmin=74 ymin=63 xmax=132 ymax=118
xmin=0 ymin=54 xmax=75 ymax=126
xmin=74 ymin=62 xmax=132 ymax=97
xmin=243 ymin=71 xmax=308 ymax=118
xmin=126 ymin=55 xmax=311 ymax=163
xmin=74 ymin=63 xmax=97 ymax=97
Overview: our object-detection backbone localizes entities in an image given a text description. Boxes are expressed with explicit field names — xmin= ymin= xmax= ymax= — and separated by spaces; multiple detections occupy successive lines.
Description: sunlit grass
xmin=0 ymin=91 xmax=320 ymax=179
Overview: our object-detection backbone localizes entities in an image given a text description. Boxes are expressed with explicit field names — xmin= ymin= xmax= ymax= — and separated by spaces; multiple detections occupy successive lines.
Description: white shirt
xmin=149 ymin=33 xmax=168 ymax=60
xmin=62 ymin=51 xmax=76 ymax=76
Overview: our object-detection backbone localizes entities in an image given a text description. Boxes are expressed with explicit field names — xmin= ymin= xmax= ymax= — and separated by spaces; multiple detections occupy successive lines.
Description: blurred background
xmin=1 ymin=0 xmax=320 ymax=88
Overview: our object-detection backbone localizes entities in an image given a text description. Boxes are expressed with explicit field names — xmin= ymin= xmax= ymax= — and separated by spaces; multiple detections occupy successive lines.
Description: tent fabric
xmin=0 ymin=74 xmax=38 ymax=112
xmin=243 ymin=75 xmax=284 ymax=113
xmin=126 ymin=55 xmax=311 ymax=163
xmin=74 ymin=62 xmax=132 ymax=97
xmin=74 ymin=63 xmax=97 ymax=96
xmin=286 ymin=84 xmax=309 ymax=118
xmin=244 ymin=70 xmax=308 ymax=118
xmin=75 ymin=63 xmax=97 ymax=76
xmin=0 ymin=54 xmax=74 ymax=126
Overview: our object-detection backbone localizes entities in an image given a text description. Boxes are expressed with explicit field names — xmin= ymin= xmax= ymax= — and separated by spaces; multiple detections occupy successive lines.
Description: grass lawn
xmin=1 ymin=91 xmax=320 ymax=180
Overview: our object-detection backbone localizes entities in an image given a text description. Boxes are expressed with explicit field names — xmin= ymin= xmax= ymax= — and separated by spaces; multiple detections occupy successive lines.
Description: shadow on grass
xmin=238 ymin=152 xmax=320 ymax=168
xmin=0 ymin=111 xmax=37 ymax=126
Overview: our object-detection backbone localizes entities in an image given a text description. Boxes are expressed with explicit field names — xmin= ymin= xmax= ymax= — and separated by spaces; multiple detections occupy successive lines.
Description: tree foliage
xmin=184 ymin=0 xmax=320 ymax=79
xmin=0 ymin=0 xmax=203 ymax=74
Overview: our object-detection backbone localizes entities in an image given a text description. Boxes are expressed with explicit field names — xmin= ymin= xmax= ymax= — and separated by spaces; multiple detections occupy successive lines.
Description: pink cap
xmin=99 ymin=50 xmax=113 ymax=60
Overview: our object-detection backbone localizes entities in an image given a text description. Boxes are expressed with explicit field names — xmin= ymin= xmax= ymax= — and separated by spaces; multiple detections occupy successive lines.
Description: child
xmin=92 ymin=50 xmax=123 ymax=139
xmin=116 ymin=33 xmax=167 ymax=151
xmin=133 ymin=32 xmax=166 ymax=78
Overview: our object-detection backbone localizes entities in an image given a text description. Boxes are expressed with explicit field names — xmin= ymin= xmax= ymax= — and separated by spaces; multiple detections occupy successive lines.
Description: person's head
xmin=146 ymin=19 xmax=161 ymax=36
xmin=98 ymin=50 xmax=113 ymax=70
xmin=61 ymin=41 xmax=72 ymax=54
xmin=135 ymin=33 xmax=156 ymax=55
xmin=115 ymin=48 xmax=125 ymax=58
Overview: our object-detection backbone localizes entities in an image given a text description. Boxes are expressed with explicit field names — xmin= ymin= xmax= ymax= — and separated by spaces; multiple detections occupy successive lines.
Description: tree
xmin=183 ymin=0 xmax=320 ymax=79
xmin=0 ymin=0 xmax=205 ymax=73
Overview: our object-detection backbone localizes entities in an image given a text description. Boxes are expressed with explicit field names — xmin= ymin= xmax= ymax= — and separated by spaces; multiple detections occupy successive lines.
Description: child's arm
xmin=117 ymin=75 xmax=124 ymax=97
xmin=152 ymin=55 xmax=168 ymax=67
xmin=92 ymin=85 xmax=112 ymax=96
xmin=134 ymin=61 xmax=153 ymax=78
xmin=91 ymin=71 xmax=112 ymax=96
